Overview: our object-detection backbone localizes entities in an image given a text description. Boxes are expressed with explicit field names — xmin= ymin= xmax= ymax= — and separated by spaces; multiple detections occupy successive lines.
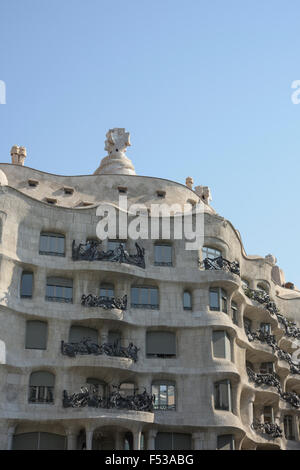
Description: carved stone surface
xmin=72 ymin=240 xmax=145 ymax=268
xmin=61 ymin=338 xmax=139 ymax=362
xmin=251 ymin=421 xmax=283 ymax=439
xmin=81 ymin=293 xmax=127 ymax=310
xmin=105 ymin=128 xmax=131 ymax=156
xmin=63 ymin=385 xmax=155 ymax=412
xmin=200 ymin=256 xmax=240 ymax=276
xmin=94 ymin=128 xmax=136 ymax=175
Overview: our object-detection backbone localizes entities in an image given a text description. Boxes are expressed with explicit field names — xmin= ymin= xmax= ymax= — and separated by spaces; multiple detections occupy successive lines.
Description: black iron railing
xmin=72 ymin=240 xmax=145 ymax=268
xmin=61 ymin=338 xmax=139 ymax=362
xmin=245 ymin=327 xmax=300 ymax=376
xmin=251 ymin=421 xmax=283 ymax=439
xmin=246 ymin=367 xmax=281 ymax=392
xmin=246 ymin=367 xmax=300 ymax=409
xmin=63 ymin=385 xmax=154 ymax=412
xmin=244 ymin=287 xmax=300 ymax=340
xmin=200 ymin=256 xmax=240 ymax=276
xmin=81 ymin=294 xmax=127 ymax=310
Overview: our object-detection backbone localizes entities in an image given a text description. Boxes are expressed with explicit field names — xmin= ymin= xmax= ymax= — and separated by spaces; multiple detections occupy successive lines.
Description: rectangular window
xmin=217 ymin=435 xmax=235 ymax=450
xmin=209 ymin=287 xmax=228 ymax=313
xmin=260 ymin=362 xmax=274 ymax=374
xmin=25 ymin=321 xmax=48 ymax=350
xmin=154 ymin=245 xmax=172 ymax=266
xmin=260 ymin=323 xmax=271 ymax=335
xmin=99 ymin=284 xmax=114 ymax=299
xmin=231 ymin=301 xmax=238 ymax=325
xmin=39 ymin=233 xmax=65 ymax=257
xmin=29 ymin=386 xmax=54 ymax=404
xmin=209 ymin=288 xmax=220 ymax=311
xmin=46 ymin=277 xmax=73 ymax=303
xmin=284 ymin=415 xmax=294 ymax=440
xmin=202 ymin=247 xmax=221 ymax=260
xmin=152 ymin=383 xmax=176 ymax=410
xmin=244 ymin=317 xmax=252 ymax=333
xmin=146 ymin=331 xmax=176 ymax=358
xmin=131 ymin=286 xmax=159 ymax=309
xmin=155 ymin=433 xmax=191 ymax=450
xmin=263 ymin=406 xmax=274 ymax=423
xmin=20 ymin=272 xmax=33 ymax=298
xmin=214 ymin=380 xmax=232 ymax=411
xmin=212 ymin=331 xmax=231 ymax=360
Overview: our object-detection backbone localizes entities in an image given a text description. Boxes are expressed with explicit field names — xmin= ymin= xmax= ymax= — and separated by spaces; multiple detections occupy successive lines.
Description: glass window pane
xmin=150 ymin=288 xmax=158 ymax=306
xmin=183 ymin=291 xmax=191 ymax=309
xmin=39 ymin=235 xmax=48 ymax=252
xmin=131 ymin=287 xmax=139 ymax=304
xmin=21 ymin=272 xmax=33 ymax=297
xmin=141 ymin=288 xmax=148 ymax=305
xmin=209 ymin=289 xmax=219 ymax=310
xmin=25 ymin=321 xmax=47 ymax=349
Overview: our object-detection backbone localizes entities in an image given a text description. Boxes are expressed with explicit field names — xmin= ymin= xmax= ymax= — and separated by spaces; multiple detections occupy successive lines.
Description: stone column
xmin=85 ymin=429 xmax=94 ymax=450
xmin=7 ymin=426 xmax=15 ymax=450
xmin=67 ymin=431 xmax=78 ymax=450
xmin=115 ymin=432 xmax=124 ymax=450
xmin=192 ymin=432 xmax=204 ymax=450
xmin=133 ymin=429 xmax=142 ymax=450
xmin=146 ymin=430 xmax=157 ymax=450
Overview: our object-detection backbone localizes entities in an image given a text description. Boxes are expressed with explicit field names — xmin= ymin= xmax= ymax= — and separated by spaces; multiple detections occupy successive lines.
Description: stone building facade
xmin=0 ymin=129 xmax=300 ymax=450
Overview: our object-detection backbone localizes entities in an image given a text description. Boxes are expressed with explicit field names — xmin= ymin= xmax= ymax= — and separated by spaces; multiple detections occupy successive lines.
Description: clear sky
xmin=1 ymin=0 xmax=299 ymax=286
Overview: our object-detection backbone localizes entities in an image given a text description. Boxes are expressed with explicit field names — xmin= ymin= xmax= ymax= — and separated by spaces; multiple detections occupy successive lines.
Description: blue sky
xmin=1 ymin=0 xmax=300 ymax=286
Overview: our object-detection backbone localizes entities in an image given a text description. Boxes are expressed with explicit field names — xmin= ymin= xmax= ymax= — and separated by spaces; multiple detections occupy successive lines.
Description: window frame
xmin=25 ymin=320 xmax=48 ymax=350
xmin=202 ymin=246 xmax=222 ymax=260
xmin=146 ymin=330 xmax=177 ymax=358
xmin=39 ymin=232 xmax=65 ymax=257
xmin=46 ymin=277 xmax=73 ymax=303
xmin=209 ymin=287 xmax=228 ymax=313
xmin=20 ymin=271 xmax=34 ymax=299
xmin=154 ymin=243 xmax=173 ymax=267
xmin=152 ymin=381 xmax=176 ymax=411
xmin=131 ymin=286 xmax=159 ymax=309
xmin=214 ymin=379 xmax=232 ymax=412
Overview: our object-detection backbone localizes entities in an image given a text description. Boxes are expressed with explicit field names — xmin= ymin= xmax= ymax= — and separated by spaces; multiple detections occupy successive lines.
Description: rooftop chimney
xmin=10 ymin=145 xmax=27 ymax=166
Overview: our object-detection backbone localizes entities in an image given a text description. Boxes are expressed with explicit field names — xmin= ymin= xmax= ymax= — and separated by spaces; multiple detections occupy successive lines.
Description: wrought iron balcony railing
xmin=246 ymin=367 xmax=281 ymax=393
xmin=200 ymin=256 xmax=240 ymax=276
xmin=81 ymin=293 xmax=127 ymax=310
xmin=244 ymin=288 xmax=278 ymax=315
xmin=245 ymin=327 xmax=300 ymax=376
xmin=244 ymin=288 xmax=300 ymax=340
xmin=63 ymin=385 xmax=154 ymax=412
xmin=251 ymin=421 xmax=283 ymax=439
xmin=72 ymin=240 xmax=145 ymax=268
xmin=61 ymin=338 xmax=139 ymax=362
